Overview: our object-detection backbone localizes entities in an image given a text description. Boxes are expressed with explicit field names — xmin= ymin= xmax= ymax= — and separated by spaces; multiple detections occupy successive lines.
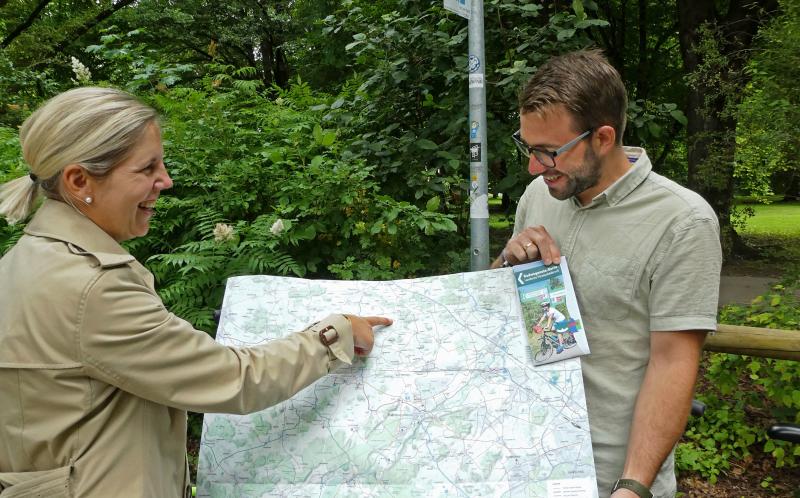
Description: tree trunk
xmin=677 ymin=0 xmax=777 ymax=258
xmin=635 ymin=0 xmax=647 ymax=100
xmin=259 ymin=35 xmax=275 ymax=87
xmin=274 ymin=46 xmax=289 ymax=88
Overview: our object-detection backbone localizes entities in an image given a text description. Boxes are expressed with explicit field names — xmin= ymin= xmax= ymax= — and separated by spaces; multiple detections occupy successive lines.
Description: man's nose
xmin=528 ymin=155 xmax=548 ymax=176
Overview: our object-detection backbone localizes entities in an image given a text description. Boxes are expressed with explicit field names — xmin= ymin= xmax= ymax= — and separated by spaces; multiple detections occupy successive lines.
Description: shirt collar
xmin=24 ymin=200 xmax=135 ymax=268
xmin=582 ymin=146 xmax=652 ymax=208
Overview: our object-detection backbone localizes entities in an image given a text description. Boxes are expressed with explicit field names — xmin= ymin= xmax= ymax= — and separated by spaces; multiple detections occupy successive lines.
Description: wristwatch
xmin=611 ymin=479 xmax=652 ymax=498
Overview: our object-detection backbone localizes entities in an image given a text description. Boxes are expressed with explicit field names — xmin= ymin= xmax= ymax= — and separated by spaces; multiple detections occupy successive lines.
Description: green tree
xmin=677 ymin=0 xmax=778 ymax=256
xmin=736 ymin=0 xmax=800 ymax=202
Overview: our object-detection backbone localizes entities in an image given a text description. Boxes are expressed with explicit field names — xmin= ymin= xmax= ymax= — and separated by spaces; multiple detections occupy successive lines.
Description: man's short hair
xmin=518 ymin=49 xmax=627 ymax=145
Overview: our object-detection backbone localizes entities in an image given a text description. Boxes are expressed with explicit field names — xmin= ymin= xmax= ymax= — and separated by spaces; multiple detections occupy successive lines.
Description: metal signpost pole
xmin=467 ymin=0 xmax=489 ymax=271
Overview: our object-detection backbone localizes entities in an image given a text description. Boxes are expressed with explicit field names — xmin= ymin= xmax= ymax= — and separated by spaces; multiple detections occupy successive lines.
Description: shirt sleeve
xmin=77 ymin=265 xmax=355 ymax=414
xmin=648 ymin=213 xmax=722 ymax=332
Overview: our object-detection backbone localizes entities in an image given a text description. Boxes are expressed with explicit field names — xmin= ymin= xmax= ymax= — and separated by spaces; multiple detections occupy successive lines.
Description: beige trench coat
xmin=0 ymin=200 xmax=355 ymax=497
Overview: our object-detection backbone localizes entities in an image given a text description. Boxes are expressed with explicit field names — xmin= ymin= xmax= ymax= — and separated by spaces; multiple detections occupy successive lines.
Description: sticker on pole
xmin=468 ymin=55 xmax=481 ymax=73
xmin=469 ymin=74 xmax=484 ymax=89
xmin=469 ymin=143 xmax=482 ymax=162
xmin=443 ymin=0 xmax=471 ymax=20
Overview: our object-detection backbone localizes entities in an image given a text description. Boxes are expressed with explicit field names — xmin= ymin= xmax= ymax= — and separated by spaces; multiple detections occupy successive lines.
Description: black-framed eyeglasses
xmin=511 ymin=129 xmax=593 ymax=168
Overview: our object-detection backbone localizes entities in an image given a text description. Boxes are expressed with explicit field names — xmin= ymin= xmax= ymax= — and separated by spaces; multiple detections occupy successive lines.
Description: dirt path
xmin=718 ymin=275 xmax=778 ymax=306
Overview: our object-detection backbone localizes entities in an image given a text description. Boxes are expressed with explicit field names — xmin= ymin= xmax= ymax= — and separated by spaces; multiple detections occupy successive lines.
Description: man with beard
xmin=491 ymin=50 xmax=722 ymax=498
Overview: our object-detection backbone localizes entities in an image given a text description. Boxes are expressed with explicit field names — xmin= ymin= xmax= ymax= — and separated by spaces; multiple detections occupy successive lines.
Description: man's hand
xmin=345 ymin=315 xmax=393 ymax=355
xmin=491 ymin=225 xmax=561 ymax=268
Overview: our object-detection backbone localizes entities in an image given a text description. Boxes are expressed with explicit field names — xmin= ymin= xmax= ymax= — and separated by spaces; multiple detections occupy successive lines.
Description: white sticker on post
xmin=469 ymin=73 xmax=484 ymax=88
xmin=469 ymin=193 xmax=489 ymax=219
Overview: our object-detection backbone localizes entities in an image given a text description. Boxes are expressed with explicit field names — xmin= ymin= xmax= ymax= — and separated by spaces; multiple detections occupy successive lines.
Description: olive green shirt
xmin=0 ymin=200 xmax=355 ymax=497
xmin=514 ymin=147 xmax=721 ymax=497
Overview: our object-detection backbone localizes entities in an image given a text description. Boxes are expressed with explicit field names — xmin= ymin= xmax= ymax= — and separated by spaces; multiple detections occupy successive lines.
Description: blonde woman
xmin=0 ymin=87 xmax=391 ymax=497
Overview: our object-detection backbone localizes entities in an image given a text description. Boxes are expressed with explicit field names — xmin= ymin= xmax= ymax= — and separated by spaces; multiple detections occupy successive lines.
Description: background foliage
xmin=1 ymin=0 xmax=799 ymax=488
xmin=676 ymin=270 xmax=800 ymax=484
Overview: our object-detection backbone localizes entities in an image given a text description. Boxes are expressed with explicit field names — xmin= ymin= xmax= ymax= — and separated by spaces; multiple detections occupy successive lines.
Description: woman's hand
xmin=345 ymin=315 xmax=393 ymax=356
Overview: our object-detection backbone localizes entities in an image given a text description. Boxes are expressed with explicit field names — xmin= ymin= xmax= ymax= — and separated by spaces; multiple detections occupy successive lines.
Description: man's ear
xmin=593 ymin=125 xmax=617 ymax=154
xmin=61 ymin=164 xmax=93 ymax=200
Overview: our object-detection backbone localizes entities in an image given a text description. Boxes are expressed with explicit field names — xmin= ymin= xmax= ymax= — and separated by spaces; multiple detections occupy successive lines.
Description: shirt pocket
xmin=0 ymin=463 xmax=73 ymax=498
xmin=575 ymin=256 xmax=640 ymax=322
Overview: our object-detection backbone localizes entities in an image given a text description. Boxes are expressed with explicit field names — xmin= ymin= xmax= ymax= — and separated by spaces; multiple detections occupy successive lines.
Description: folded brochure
xmin=512 ymin=257 xmax=590 ymax=365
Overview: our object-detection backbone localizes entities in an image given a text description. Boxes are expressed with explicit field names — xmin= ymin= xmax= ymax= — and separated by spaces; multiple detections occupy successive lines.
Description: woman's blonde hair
xmin=0 ymin=87 xmax=158 ymax=224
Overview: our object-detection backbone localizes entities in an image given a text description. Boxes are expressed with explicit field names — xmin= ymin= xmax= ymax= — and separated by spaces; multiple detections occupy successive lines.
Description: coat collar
xmin=24 ymin=200 xmax=135 ymax=268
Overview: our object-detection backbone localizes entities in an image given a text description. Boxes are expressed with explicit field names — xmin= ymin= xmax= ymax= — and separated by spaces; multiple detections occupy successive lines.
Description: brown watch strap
xmin=612 ymin=479 xmax=653 ymax=498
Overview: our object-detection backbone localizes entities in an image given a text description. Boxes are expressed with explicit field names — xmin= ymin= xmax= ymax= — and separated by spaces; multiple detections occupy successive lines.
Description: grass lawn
xmin=737 ymin=201 xmax=800 ymax=237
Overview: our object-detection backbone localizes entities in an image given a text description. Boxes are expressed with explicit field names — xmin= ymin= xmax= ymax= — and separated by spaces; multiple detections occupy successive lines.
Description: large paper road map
xmin=197 ymin=269 xmax=597 ymax=497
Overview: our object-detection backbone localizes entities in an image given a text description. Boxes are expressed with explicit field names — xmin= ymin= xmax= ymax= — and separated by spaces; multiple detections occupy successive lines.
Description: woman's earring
xmin=84 ymin=196 xmax=93 ymax=204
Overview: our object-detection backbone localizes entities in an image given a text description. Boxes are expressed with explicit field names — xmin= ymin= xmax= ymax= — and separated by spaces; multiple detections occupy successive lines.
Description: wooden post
xmin=704 ymin=324 xmax=800 ymax=361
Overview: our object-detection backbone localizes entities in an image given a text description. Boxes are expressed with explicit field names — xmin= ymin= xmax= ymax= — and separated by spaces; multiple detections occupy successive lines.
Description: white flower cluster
xmin=70 ymin=57 xmax=92 ymax=86
xmin=213 ymin=223 xmax=234 ymax=242
xmin=270 ymin=219 xmax=285 ymax=235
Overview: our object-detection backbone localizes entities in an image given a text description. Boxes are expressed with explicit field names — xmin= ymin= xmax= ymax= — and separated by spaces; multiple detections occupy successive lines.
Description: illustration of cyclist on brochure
xmin=512 ymin=257 xmax=591 ymax=365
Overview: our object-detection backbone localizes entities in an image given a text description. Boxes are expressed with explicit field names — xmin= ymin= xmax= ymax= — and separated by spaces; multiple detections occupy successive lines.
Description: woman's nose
xmin=157 ymin=163 xmax=173 ymax=190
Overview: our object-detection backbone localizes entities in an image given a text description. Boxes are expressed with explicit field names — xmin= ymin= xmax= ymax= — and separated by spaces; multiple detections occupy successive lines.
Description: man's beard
xmin=546 ymin=145 xmax=602 ymax=201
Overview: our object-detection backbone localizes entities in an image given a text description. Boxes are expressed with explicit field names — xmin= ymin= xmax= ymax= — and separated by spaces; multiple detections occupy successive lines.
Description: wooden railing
xmin=704 ymin=324 xmax=800 ymax=361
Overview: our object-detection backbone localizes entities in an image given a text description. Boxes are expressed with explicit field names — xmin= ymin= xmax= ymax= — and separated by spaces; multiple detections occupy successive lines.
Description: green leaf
xmin=313 ymin=124 xmax=323 ymax=144
xmin=321 ymin=131 xmax=336 ymax=147
xmin=557 ymin=29 xmax=576 ymax=41
xmin=426 ymin=196 xmax=441 ymax=212
xmin=647 ymin=122 xmax=662 ymax=138
xmin=670 ymin=110 xmax=688 ymax=126
xmin=575 ymin=19 xmax=609 ymax=29
xmin=416 ymin=138 xmax=438 ymax=150
xmin=572 ymin=0 xmax=585 ymax=19
xmin=297 ymin=225 xmax=317 ymax=239
xmin=391 ymin=71 xmax=408 ymax=83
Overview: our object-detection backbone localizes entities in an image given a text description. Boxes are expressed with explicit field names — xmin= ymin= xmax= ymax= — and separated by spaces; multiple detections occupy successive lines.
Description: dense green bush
xmin=676 ymin=270 xmax=800 ymax=482
xmin=135 ymin=83 xmax=463 ymax=332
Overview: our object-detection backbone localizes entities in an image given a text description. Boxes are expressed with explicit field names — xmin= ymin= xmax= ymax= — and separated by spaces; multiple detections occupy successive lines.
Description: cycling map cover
xmin=513 ymin=257 xmax=590 ymax=365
